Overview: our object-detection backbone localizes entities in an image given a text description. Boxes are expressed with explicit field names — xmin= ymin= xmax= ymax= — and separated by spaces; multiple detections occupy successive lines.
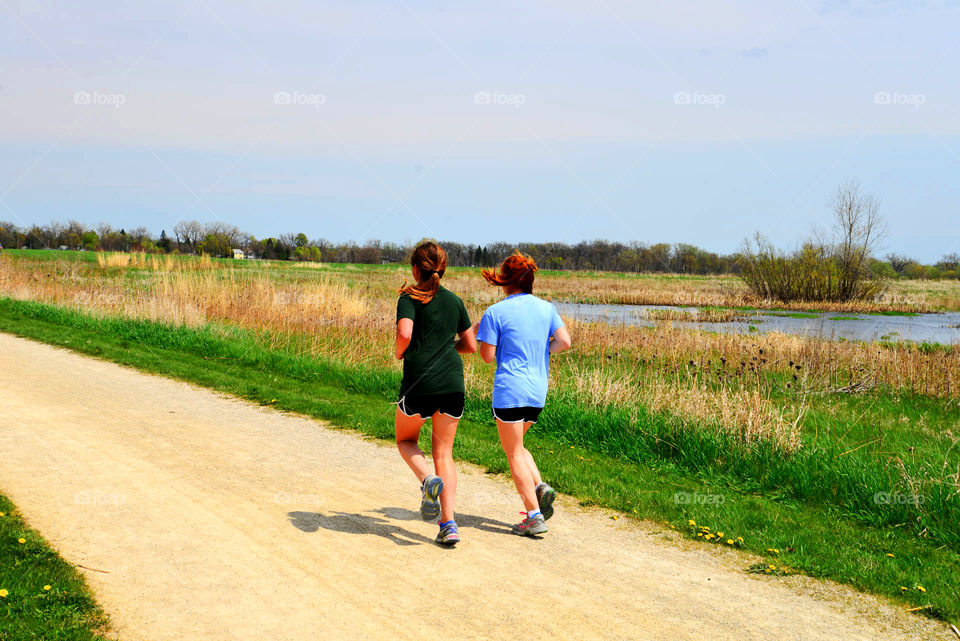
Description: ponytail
xmin=399 ymin=241 xmax=447 ymax=303
xmin=482 ymin=251 xmax=537 ymax=294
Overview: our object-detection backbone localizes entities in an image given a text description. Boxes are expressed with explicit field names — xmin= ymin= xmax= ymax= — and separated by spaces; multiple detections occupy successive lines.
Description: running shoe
xmin=420 ymin=474 xmax=444 ymax=521
xmin=535 ymin=482 xmax=557 ymax=521
xmin=511 ymin=512 xmax=548 ymax=536
xmin=436 ymin=521 xmax=461 ymax=546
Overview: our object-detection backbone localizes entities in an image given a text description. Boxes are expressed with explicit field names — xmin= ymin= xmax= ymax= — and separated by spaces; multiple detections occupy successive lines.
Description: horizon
xmin=2 ymin=2 xmax=959 ymax=262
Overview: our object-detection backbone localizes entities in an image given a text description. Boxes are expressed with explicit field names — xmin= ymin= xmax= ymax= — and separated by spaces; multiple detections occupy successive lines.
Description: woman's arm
xmin=478 ymin=341 xmax=496 ymax=364
xmin=455 ymin=327 xmax=477 ymax=354
xmin=395 ymin=318 xmax=413 ymax=359
xmin=549 ymin=326 xmax=572 ymax=354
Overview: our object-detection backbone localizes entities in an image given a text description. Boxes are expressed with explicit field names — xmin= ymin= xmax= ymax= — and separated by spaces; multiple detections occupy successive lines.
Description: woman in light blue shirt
xmin=475 ymin=252 xmax=572 ymax=536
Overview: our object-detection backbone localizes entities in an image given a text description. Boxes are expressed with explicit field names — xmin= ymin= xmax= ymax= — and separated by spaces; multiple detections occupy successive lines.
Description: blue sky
xmin=1 ymin=0 xmax=958 ymax=260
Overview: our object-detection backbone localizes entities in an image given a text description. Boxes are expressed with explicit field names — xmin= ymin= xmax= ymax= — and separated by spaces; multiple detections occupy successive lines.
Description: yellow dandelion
xmin=886 ymin=553 xmax=894 ymax=558
xmin=917 ymin=586 xmax=926 ymax=593
xmin=900 ymin=586 xmax=908 ymax=592
xmin=611 ymin=515 xmax=620 ymax=521
xmin=0 ymin=589 xmax=7 ymax=598
xmin=768 ymin=564 xmax=776 ymax=570
xmin=43 ymin=585 xmax=51 ymax=591
xmin=737 ymin=537 xmax=744 ymax=543
xmin=697 ymin=533 xmax=703 ymax=537
xmin=688 ymin=519 xmax=696 ymax=526
xmin=17 ymin=538 xmax=26 ymax=544
xmin=0 ymin=511 xmax=5 ymax=517
xmin=727 ymin=539 xmax=734 ymax=545
xmin=717 ymin=532 xmax=724 ymax=538
xmin=773 ymin=548 xmax=780 ymax=554
xmin=632 ymin=509 xmax=638 ymax=514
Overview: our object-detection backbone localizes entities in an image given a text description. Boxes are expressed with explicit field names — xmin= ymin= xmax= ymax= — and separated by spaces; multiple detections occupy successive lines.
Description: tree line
xmin=1 ymin=217 xmax=958 ymax=280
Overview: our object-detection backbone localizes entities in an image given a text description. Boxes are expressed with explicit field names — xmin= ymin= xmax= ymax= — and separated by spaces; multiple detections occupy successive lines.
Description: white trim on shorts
xmin=397 ymin=396 xmax=463 ymax=420
xmin=396 ymin=396 xmax=424 ymax=419
xmin=491 ymin=407 xmax=538 ymax=425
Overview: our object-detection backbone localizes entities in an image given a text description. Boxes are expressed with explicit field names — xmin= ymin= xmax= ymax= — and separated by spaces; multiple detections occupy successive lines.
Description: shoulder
xmin=437 ymin=287 xmax=464 ymax=305
xmin=531 ymin=295 xmax=557 ymax=310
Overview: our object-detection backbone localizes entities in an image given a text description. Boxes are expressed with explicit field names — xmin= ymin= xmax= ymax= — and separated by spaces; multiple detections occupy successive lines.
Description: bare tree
xmin=936 ymin=253 xmax=960 ymax=271
xmin=174 ymin=220 xmax=204 ymax=253
xmin=885 ymin=253 xmax=913 ymax=275
xmin=828 ymin=181 xmax=887 ymax=301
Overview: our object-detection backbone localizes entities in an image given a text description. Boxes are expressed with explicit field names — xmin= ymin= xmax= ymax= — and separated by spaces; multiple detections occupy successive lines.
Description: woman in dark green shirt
xmin=395 ymin=241 xmax=476 ymax=545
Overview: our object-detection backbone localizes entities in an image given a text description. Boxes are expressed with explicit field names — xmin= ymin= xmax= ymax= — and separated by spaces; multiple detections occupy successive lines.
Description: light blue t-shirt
xmin=476 ymin=293 xmax=565 ymax=408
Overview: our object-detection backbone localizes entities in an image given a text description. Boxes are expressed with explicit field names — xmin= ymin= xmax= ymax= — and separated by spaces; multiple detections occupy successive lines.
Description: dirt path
xmin=0 ymin=332 xmax=948 ymax=641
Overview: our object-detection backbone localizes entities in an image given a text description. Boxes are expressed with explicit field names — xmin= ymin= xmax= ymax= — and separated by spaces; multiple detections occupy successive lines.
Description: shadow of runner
xmin=287 ymin=511 xmax=433 ymax=546
xmin=374 ymin=507 xmax=513 ymax=536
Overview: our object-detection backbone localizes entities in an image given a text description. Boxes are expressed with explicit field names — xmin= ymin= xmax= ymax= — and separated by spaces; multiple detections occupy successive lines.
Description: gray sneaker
xmin=535 ymin=483 xmax=557 ymax=521
xmin=512 ymin=513 xmax=548 ymax=536
xmin=420 ymin=474 xmax=444 ymax=521
xmin=436 ymin=521 xmax=461 ymax=546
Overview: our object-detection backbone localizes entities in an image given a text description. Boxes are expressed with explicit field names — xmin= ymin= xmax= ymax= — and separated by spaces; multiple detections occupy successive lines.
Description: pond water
xmin=553 ymin=302 xmax=960 ymax=345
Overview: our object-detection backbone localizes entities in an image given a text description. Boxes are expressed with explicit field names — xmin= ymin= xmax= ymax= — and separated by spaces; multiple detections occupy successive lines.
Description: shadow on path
xmin=287 ymin=510 xmax=434 ymax=546
xmin=374 ymin=507 xmax=513 ymax=536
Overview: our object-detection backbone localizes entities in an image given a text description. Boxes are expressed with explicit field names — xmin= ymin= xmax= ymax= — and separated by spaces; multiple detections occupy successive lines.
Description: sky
xmin=1 ymin=0 xmax=958 ymax=261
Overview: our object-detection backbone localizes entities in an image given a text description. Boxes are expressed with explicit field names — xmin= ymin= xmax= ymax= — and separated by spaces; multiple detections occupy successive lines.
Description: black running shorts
xmin=397 ymin=393 xmax=465 ymax=419
xmin=492 ymin=406 xmax=544 ymax=424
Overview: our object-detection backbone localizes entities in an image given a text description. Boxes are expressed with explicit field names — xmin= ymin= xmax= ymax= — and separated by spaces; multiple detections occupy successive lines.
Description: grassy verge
xmin=0 ymin=495 xmax=110 ymax=640
xmin=0 ymin=297 xmax=957 ymax=623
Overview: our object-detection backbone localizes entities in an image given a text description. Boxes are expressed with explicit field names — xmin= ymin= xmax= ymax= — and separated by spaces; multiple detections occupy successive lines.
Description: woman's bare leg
xmin=497 ymin=419 xmax=539 ymax=512
xmin=431 ymin=412 xmax=459 ymax=523
xmin=395 ymin=407 xmax=429 ymax=482
xmin=521 ymin=422 xmax=542 ymax=486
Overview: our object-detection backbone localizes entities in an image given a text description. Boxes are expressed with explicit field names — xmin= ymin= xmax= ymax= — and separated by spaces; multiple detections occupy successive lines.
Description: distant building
xmin=232 ymin=248 xmax=245 ymax=260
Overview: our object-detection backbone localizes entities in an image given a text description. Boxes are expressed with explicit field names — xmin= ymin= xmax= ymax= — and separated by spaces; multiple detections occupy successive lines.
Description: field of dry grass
xmin=1 ymin=251 xmax=957 ymax=449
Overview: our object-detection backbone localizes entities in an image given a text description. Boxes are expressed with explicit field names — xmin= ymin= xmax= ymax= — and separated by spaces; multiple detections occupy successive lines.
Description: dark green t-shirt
xmin=397 ymin=286 xmax=472 ymax=397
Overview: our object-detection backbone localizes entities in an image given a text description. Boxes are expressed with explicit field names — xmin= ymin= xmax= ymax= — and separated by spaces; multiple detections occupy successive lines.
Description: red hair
xmin=399 ymin=241 xmax=447 ymax=303
xmin=481 ymin=251 xmax=537 ymax=294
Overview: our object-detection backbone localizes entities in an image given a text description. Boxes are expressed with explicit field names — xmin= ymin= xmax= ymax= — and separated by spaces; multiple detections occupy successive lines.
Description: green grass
xmin=0 ymin=297 xmax=957 ymax=624
xmin=828 ymin=315 xmax=865 ymax=321
xmin=0 ymin=495 xmax=110 ymax=640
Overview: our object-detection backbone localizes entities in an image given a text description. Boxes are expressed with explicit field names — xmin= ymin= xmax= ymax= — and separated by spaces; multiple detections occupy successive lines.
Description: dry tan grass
xmin=1 ymin=255 xmax=958 ymax=455
xmin=566 ymin=319 xmax=960 ymax=400
xmin=642 ymin=308 xmax=746 ymax=323
xmin=561 ymin=364 xmax=803 ymax=450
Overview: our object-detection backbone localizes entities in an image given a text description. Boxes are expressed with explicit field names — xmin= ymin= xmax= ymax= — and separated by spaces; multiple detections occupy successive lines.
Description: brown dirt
xmin=0 ymin=332 xmax=949 ymax=641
